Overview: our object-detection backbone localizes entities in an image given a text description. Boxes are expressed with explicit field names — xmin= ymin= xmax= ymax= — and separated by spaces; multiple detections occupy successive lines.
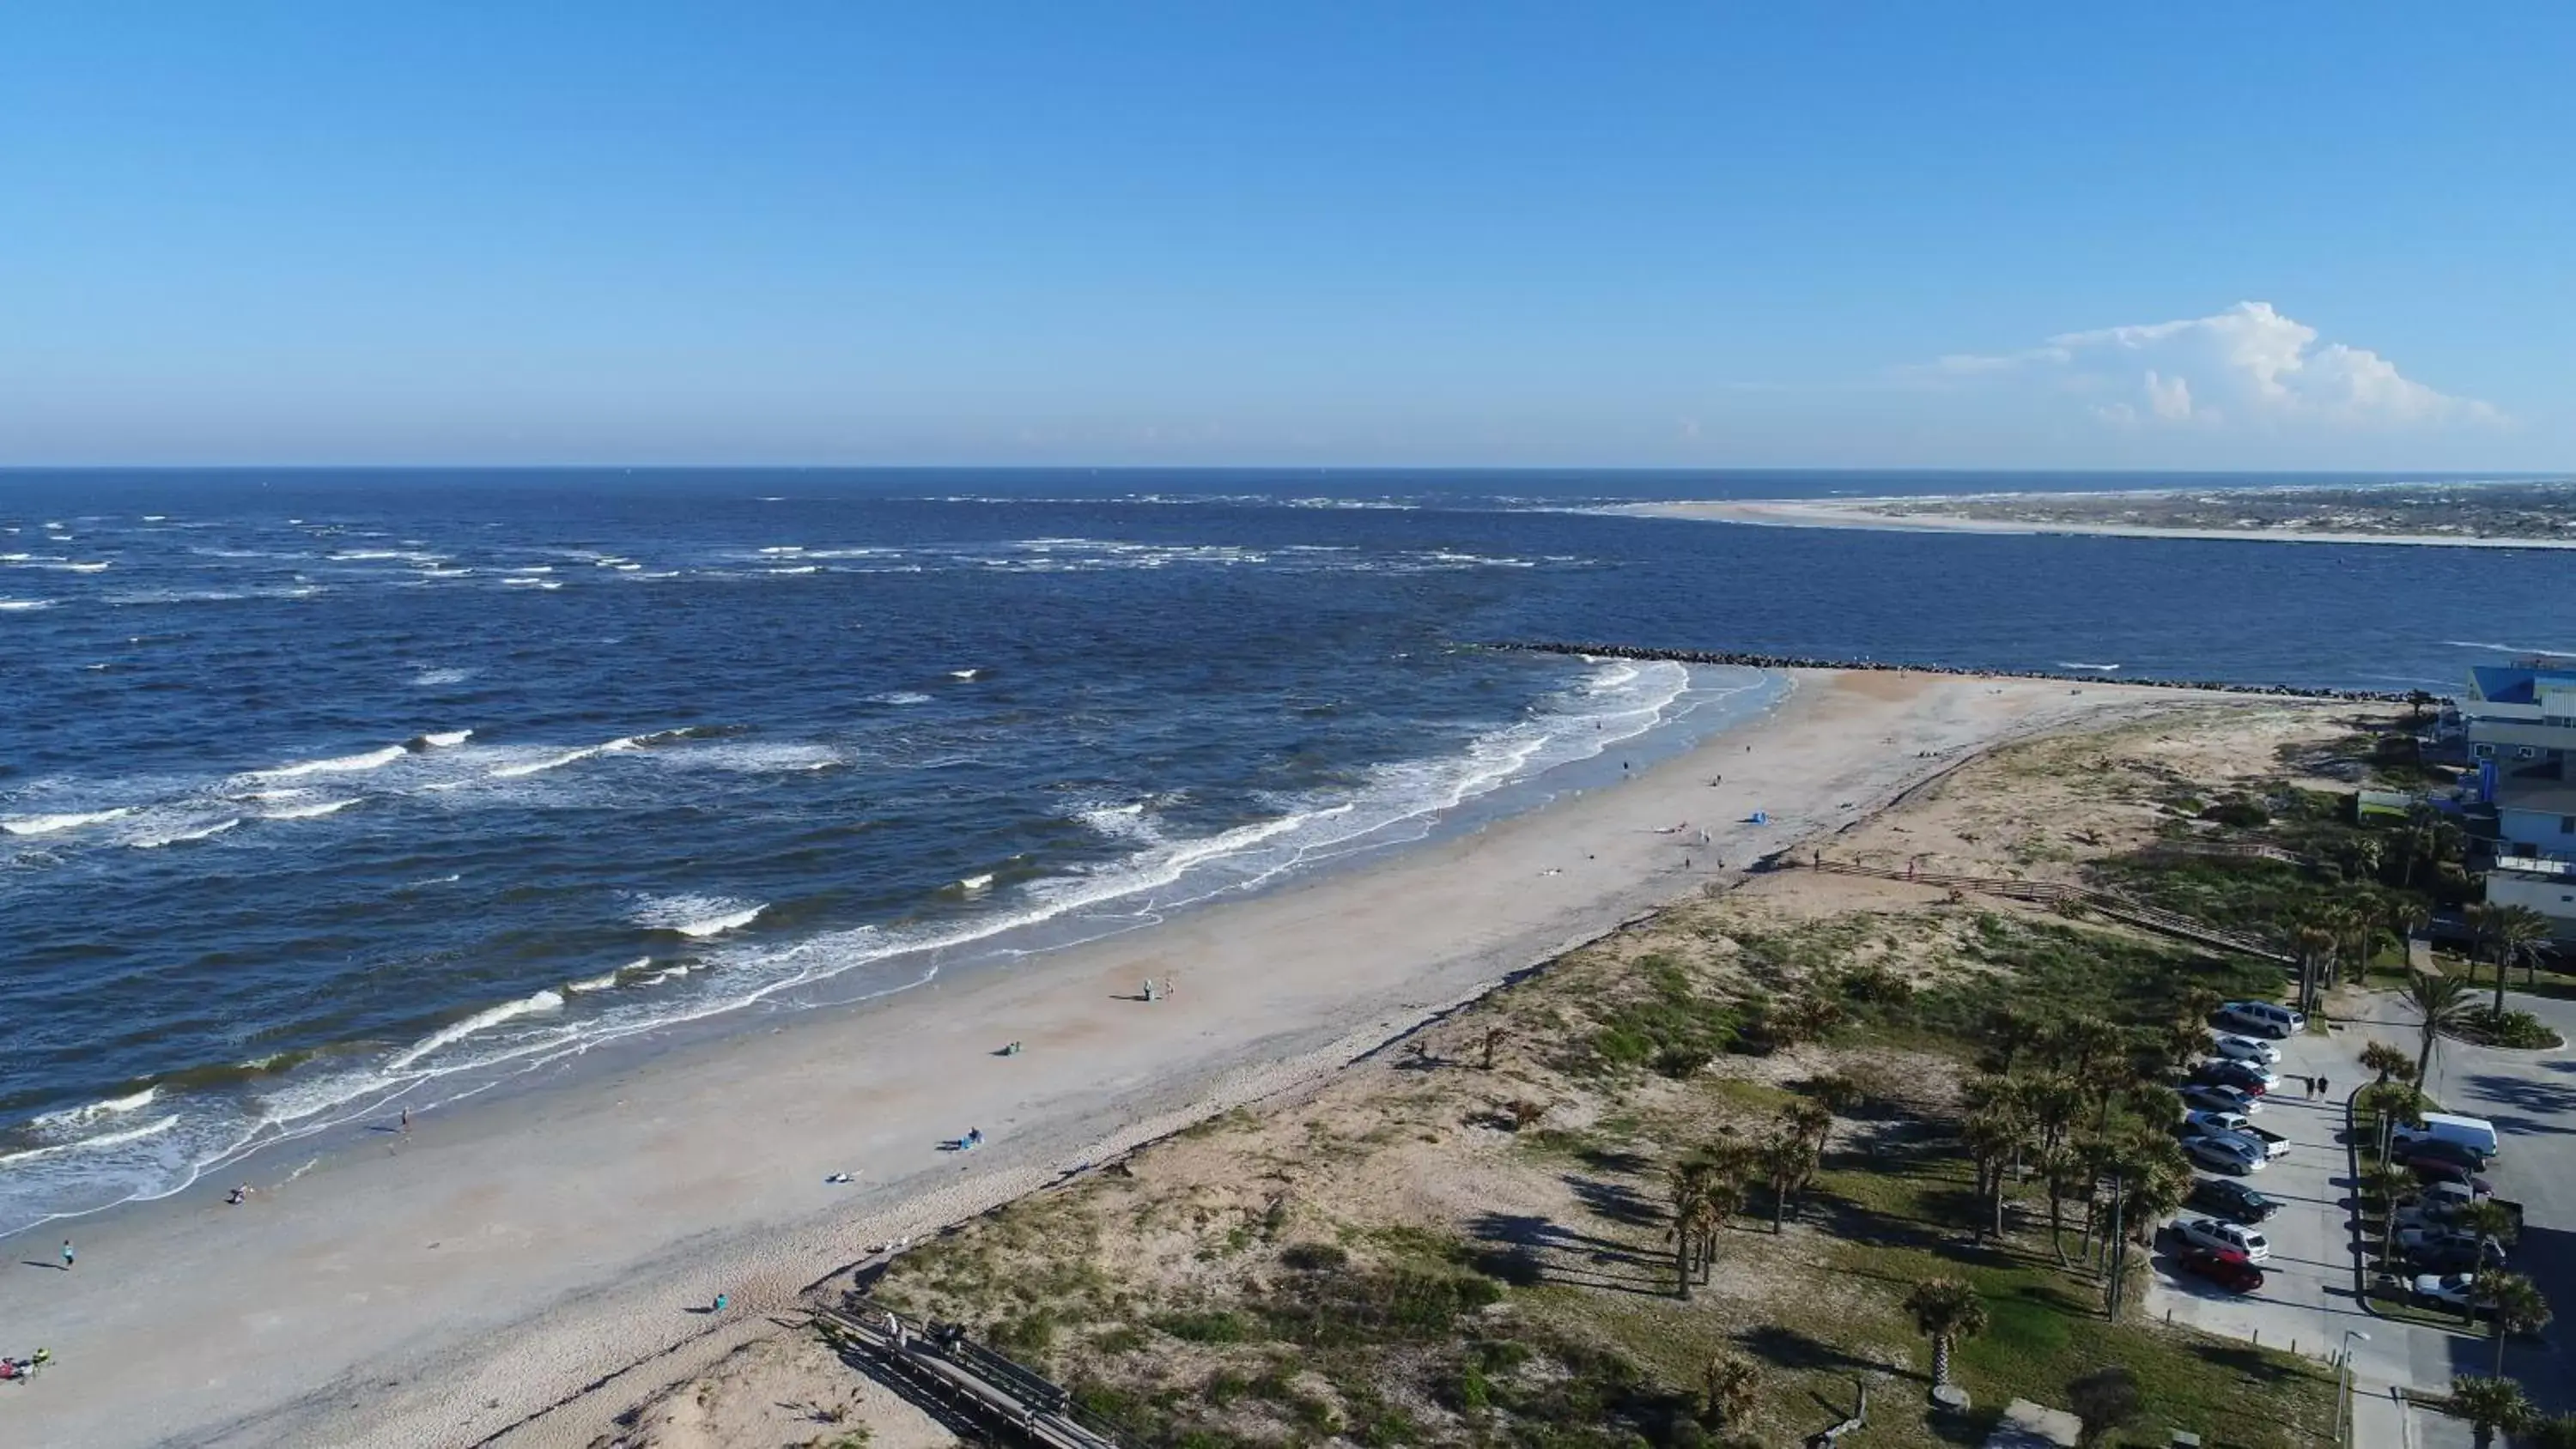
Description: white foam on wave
xmin=489 ymin=736 xmax=641 ymax=779
xmin=769 ymin=565 xmax=820 ymax=574
xmin=0 ymin=1114 xmax=181 ymax=1168
xmin=131 ymin=817 xmax=240 ymax=848
xmin=958 ymin=873 xmax=996 ymax=892
xmin=654 ymin=742 xmax=841 ymax=773
xmin=265 ymin=797 xmax=359 ymax=820
xmin=2446 ymin=640 xmax=2576 ymax=658
xmin=566 ymin=961 xmax=642 ymax=993
xmin=867 ymin=691 xmax=932 ymax=706
xmin=251 ymin=745 xmax=406 ymax=780
xmin=3 ymin=807 xmax=135 ymax=836
xmin=420 ymin=730 xmax=473 ymax=748
xmin=2057 ymin=662 xmax=2121 ymax=672
xmin=411 ymin=668 xmax=473 ymax=687
xmin=950 ymin=668 xmax=986 ymax=681
xmin=1075 ymin=801 xmax=1162 ymax=846
xmin=384 ymin=990 xmax=567 ymax=1072
xmin=631 ymin=894 xmax=767 ymax=937
xmin=30 ymin=1087 xmax=161 ymax=1129
xmin=0 ymin=597 xmax=54 ymax=611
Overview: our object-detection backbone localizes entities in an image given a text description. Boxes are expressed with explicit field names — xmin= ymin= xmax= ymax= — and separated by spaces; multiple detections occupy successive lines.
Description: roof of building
xmin=2472 ymin=662 xmax=2576 ymax=705
xmin=2495 ymin=782 xmax=2576 ymax=815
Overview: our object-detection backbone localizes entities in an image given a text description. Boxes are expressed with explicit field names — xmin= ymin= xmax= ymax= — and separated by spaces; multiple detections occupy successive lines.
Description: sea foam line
xmin=250 ymin=745 xmax=406 ymax=780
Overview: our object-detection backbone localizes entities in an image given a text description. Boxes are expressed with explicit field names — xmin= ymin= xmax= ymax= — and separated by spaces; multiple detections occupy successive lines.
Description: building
xmin=2488 ymin=856 xmax=2576 ymax=943
xmin=2461 ymin=658 xmax=2576 ymax=860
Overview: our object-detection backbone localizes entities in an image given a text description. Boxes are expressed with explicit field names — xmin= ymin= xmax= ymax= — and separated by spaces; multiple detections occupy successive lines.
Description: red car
xmin=2178 ymin=1246 xmax=2265 ymax=1294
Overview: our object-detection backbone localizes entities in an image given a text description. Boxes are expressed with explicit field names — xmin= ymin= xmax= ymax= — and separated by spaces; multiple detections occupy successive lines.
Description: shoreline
xmin=0 ymin=670 xmax=2269 ymax=1449
xmin=0 ymin=663 xmax=1784 ymax=1243
xmin=1616 ymin=497 xmax=2576 ymax=550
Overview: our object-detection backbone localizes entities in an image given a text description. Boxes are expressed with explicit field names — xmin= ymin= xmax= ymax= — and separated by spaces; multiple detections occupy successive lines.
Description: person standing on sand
xmin=399 ymin=1106 xmax=410 ymax=1133
xmin=61 ymin=1239 xmax=74 ymax=1270
xmin=712 ymin=1292 xmax=729 ymax=1313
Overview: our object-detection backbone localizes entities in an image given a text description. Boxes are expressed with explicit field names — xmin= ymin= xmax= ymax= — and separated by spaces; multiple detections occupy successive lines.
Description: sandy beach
xmin=1620 ymin=498 xmax=2576 ymax=549
xmin=0 ymin=670 xmax=2221 ymax=1449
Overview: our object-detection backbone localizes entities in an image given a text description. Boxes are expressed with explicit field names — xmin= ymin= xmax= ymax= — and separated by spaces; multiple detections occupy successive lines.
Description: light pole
xmin=2333 ymin=1329 xmax=2371 ymax=1445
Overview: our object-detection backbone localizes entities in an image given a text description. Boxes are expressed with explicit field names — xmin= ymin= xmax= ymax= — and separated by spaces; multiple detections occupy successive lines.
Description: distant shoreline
xmin=1617 ymin=497 xmax=2576 ymax=550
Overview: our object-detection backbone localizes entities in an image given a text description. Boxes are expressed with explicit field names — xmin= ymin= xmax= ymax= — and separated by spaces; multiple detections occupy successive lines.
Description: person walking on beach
xmin=712 ymin=1292 xmax=729 ymax=1313
xmin=399 ymin=1106 xmax=410 ymax=1134
xmin=60 ymin=1239 xmax=74 ymax=1270
xmin=2317 ymin=1076 xmax=2330 ymax=1100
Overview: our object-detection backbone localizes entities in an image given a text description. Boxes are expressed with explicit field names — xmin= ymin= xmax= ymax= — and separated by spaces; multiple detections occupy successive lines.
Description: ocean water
xmin=3 ymin=468 xmax=2573 ymax=1235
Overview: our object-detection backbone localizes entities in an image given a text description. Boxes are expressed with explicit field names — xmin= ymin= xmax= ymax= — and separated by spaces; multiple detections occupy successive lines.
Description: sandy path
xmin=0 ymin=671 xmax=2216 ymax=1449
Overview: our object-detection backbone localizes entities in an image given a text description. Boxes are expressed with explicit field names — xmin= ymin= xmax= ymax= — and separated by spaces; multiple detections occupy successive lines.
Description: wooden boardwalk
xmin=816 ymin=1297 xmax=1124 ymax=1449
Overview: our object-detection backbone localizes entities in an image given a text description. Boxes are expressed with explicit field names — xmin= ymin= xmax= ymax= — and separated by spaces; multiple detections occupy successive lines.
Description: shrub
xmin=1280 ymin=1241 xmax=1349 ymax=1272
xmin=2460 ymin=1006 xmax=2561 ymax=1049
xmin=2202 ymin=798 xmax=2271 ymax=828
xmin=1838 ymin=962 xmax=1916 ymax=1004
xmin=1155 ymin=1309 xmax=1256 ymax=1343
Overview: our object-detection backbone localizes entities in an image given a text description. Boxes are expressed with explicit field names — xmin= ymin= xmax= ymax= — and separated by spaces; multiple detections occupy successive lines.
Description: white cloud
xmin=1918 ymin=301 xmax=2500 ymax=434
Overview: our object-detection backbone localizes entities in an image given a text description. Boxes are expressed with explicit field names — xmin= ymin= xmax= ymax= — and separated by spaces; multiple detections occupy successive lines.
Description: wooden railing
xmin=817 ymin=1297 xmax=1126 ymax=1449
xmin=1794 ymin=858 xmax=2293 ymax=964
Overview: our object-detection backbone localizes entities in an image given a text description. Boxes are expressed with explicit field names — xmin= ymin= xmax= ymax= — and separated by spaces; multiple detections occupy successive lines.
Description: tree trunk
xmin=2049 ymin=1185 xmax=2068 ymax=1265
xmin=1674 ymin=1234 xmax=1692 ymax=1301
xmin=1931 ymin=1337 xmax=1952 ymax=1389
xmin=1773 ymin=1188 xmax=1787 ymax=1234
xmin=2495 ymin=1321 xmax=2510 ymax=1376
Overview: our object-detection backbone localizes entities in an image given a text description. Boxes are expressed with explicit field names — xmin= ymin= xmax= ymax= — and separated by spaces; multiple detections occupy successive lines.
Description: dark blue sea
xmin=3 ymin=468 xmax=2572 ymax=1236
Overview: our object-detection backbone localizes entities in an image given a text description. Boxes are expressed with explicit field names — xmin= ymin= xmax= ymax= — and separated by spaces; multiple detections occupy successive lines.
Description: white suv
xmin=2178 ymin=1216 xmax=2271 ymax=1262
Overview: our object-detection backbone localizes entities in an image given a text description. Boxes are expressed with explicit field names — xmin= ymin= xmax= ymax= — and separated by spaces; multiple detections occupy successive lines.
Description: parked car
xmin=2214 ymin=1000 xmax=2306 ymax=1039
xmin=2398 ymin=1226 xmax=2507 ymax=1260
xmin=2394 ymin=1199 xmax=2463 ymax=1232
xmin=2407 ymin=1238 xmax=2507 ymax=1275
xmin=2178 ymin=1246 xmax=2265 ymax=1293
xmin=2403 ymin=1138 xmax=2489 ymax=1173
xmin=2193 ymin=1059 xmax=2280 ymax=1094
xmin=2412 ymin=1273 xmax=2481 ymax=1313
xmin=2406 ymin=1156 xmax=2494 ymax=1194
xmin=2391 ymin=1113 xmax=2500 ymax=1164
xmin=2182 ymin=1107 xmax=2259 ymax=1137
xmin=2190 ymin=1176 xmax=2279 ymax=1224
xmin=2211 ymin=1033 xmax=2283 ymax=1065
xmin=2184 ymin=1133 xmax=2267 ymax=1174
xmin=2182 ymin=1084 xmax=2263 ymax=1114
xmin=2178 ymin=1216 xmax=2272 ymax=1262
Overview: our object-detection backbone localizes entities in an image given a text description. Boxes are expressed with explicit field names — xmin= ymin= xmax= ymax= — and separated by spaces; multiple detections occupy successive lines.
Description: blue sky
xmin=3 ymin=3 xmax=2568 ymax=469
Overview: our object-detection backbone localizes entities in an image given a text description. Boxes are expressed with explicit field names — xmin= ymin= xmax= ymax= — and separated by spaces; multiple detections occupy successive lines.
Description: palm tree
xmin=2474 ymin=1272 xmax=2550 ymax=1375
xmin=2129 ymin=1083 xmax=2185 ymax=1136
xmin=2447 ymin=1374 xmax=2533 ymax=1449
xmin=2408 ymin=973 xmax=2473 ymax=1083
xmin=2294 ymin=924 xmax=2338 ymax=1015
xmin=2387 ymin=895 xmax=2433 ymax=954
xmin=1905 ymin=1277 xmax=1987 ymax=1392
xmin=1962 ymin=1107 xmax=2027 ymax=1241
xmin=2360 ymin=1162 xmax=2416 ymax=1264
xmin=2017 ymin=1072 xmax=2087 ymax=1160
xmin=2488 ymin=904 xmax=2554 ymax=1003
xmin=2067 ymin=1365 xmax=2142 ymax=1449
xmin=1784 ymin=1098 xmax=1835 ymax=1159
xmin=1761 ymin=1132 xmax=1820 ymax=1233
xmin=2360 ymin=1040 xmax=2416 ymax=1085
xmin=1810 ymin=1070 xmax=1865 ymax=1118
xmin=2358 ymin=1080 xmax=2427 ymax=1161
xmin=1690 ymin=1175 xmax=1746 ymax=1285
xmin=1701 ymin=1353 xmax=1763 ymax=1432
xmin=2522 ymin=1411 xmax=2576 ymax=1449
xmin=1665 ymin=1161 xmax=1712 ymax=1300
xmin=1982 ymin=1005 xmax=2044 ymax=1075
xmin=2036 ymin=1145 xmax=2086 ymax=1263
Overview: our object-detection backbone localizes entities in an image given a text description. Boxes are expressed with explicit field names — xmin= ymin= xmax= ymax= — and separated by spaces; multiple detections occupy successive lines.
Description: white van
xmin=2391 ymin=1113 xmax=2500 ymax=1162
xmin=2215 ymin=1001 xmax=2306 ymax=1040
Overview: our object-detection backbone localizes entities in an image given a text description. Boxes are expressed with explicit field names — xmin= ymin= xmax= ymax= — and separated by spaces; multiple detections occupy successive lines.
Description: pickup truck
xmin=2177 ymin=1113 xmax=2289 ymax=1161
xmin=2396 ymin=1187 xmax=2524 ymax=1235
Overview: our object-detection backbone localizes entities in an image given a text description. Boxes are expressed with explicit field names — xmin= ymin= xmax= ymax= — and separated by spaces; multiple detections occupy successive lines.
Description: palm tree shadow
xmin=1737 ymin=1324 xmax=1910 ymax=1383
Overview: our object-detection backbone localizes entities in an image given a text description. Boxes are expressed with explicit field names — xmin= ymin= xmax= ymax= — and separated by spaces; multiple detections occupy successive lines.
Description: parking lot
xmin=2146 ymin=989 xmax=2576 ymax=1447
